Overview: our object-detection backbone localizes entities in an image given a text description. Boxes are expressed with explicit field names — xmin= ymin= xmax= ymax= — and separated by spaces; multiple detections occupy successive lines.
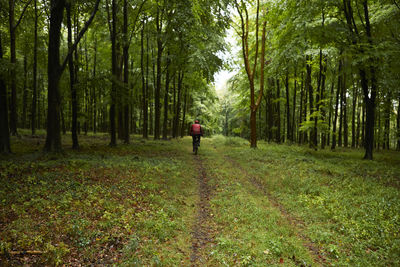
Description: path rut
xmin=190 ymin=156 xmax=214 ymax=266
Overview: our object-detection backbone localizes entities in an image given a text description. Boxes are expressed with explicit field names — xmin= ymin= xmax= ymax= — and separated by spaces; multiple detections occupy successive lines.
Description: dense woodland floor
xmin=1 ymin=131 xmax=399 ymax=266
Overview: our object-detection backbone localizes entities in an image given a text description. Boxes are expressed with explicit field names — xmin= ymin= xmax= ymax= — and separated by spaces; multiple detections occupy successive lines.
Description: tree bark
xmin=45 ymin=0 xmax=99 ymax=151
xmin=397 ymin=95 xmax=400 ymax=150
xmin=343 ymin=69 xmax=348 ymax=148
xmin=154 ymin=4 xmax=163 ymax=140
xmin=31 ymin=0 xmax=38 ymax=135
xmin=285 ymin=70 xmax=291 ymax=142
xmin=331 ymin=59 xmax=342 ymax=150
xmin=44 ymin=0 xmax=66 ymax=152
xmin=141 ymin=19 xmax=148 ymax=139
xmin=351 ymin=79 xmax=357 ymax=148
xmin=180 ymin=88 xmax=187 ymax=138
xmin=93 ymin=35 xmax=97 ymax=134
xmin=162 ymin=54 xmax=170 ymax=140
xmin=276 ymin=79 xmax=281 ymax=143
xmin=0 ymin=32 xmax=11 ymax=153
xmin=292 ymin=66 xmax=297 ymax=142
xmin=67 ymin=3 xmax=79 ymax=149
xmin=109 ymin=0 xmax=118 ymax=146
xmin=173 ymin=71 xmax=183 ymax=138
xmin=306 ymin=55 xmax=313 ymax=147
xmin=123 ymin=0 xmax=130 ymax=144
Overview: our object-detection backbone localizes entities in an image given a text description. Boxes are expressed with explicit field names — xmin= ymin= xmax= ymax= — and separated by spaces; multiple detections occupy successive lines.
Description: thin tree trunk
xmin=22 ymin=54 xmax=28 ymax=129
xmin=331 ymin=59 xmax=342 ymax=150
xmin=397 ymin=95 xmax=400 ymax=150
xmin=343 ymin=68 xmax=348 ymax=148
xmin=9 ymin=0 xmax=18 ymax=136
xmin=276 ymin=79 xmax=281 ymax=143
xmin=109 ymin=0 xmax=118 ymax=146
xmin=306 ymin=55 xmax=313 ymax=147
xmin=338 ymin=74 xmax=344 ymax=147
xmin=298 ymin=72 xmax=304 ymax=144
xmin=180 ymin=88 xmax=188 ymax=138
xmin=31 ymin=0 xmax=38 ymax=135
xmin=292 ymin=66 xmax=297 ymax=142
xmin=320 ymin=56 xmax=327 ymax=149
xmin=162 ymin=54 xmax=170 ymax=140
xmin=327 ymin=73 xmax=335 ymax=147
xmin=383 ymin=95 xmax=391 ymax=149
xmin=141 ymin=19 xmax=148 ymax=139
xmin=123 ymin=0 xmax=130 ymax=143
xmin=173 ymin=71 xmax=183 ymax=138
xmin=154 ymin=5 xmax=163 ymax=140
xmin=351 ymin=79 xmax=357 ymax=148
xmin=0 ymin=32 xmax=11 ymax=153
xmin=93 ymin=35 xmax=97 ymax=134
xmin=67 ymin=3 xmax=79 ymax=149
xmin=285 ymin=70 xmax=291 ymax=142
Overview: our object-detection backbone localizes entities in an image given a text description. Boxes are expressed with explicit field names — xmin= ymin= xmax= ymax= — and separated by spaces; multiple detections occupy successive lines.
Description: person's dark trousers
xmin=192 ymin=134 xmax=201 ymax=150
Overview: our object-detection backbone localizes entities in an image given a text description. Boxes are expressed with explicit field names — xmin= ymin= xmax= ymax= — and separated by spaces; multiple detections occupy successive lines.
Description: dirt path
xmin=225 ymin=155 xmax=327 ymax=265
xmin=190 ymin=155 xmax=215 ymax=266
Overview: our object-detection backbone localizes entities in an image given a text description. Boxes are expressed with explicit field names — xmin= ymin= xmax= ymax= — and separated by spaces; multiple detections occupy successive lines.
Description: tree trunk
xmin=93 ymin=35 xmax=97 ymax=134
xmin=0 ymin=32 xmax=11 ymax=153
xmin=351 ymin=79 xmax=357 ymax=148
xmin=338 ymin=72 xmax=344 ymax=147
xmin=306 ymin=56 xmax=313 ymax=147
xmin=327 ymin=78 xmax=335 ymax=147
xmin=67 ymin=3 xmax=79 ymax=149
xmin=141 ymin=19 xmax=148 ymax=139
xmin=173 ymin=71 xmax=183 ymax=138
xmin=45 ymin=0 xmax=66 ymax=152
xmin=9 ymin=0 xmax=18 ymax=136
xmin=292 ymin=66 xmax=297 ymax=142
xmin=31 ymin=0 xmax=38 ymax=135
xmin=154 ymin=6 xmax=163 ymax=140
xmin=123 ymin=0 xmax=130 ymax=144
xmin=276 ymin=79 xmax=281 ymax=143
xmin=383 ymin=95 xmax=391 ymax=149
xmin=109 ymin=0 xmax=118 ymax=146
xmin=162 ymin=54 xmax=170 ymax=140
xmin=180 ymin=88 xmax=187 ymax=138
xmin=331 ymin=59 xmax=342 ymax=150
xmin=285 ymin=70 xmax=291 ymax=142
xmin=320 ymin=56 xmax=327 ymax=149
xmin=397 ymin=95 xmax=400 ymax=150
xmin=298 ymin=72 xmax=304 ymax=144
xmin=343 ymin=69 xmax=348 ymax=148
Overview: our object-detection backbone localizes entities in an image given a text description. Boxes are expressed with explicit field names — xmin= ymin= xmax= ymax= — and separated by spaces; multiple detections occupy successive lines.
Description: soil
xmin=190 ymin=155 xmax=215 ymax=266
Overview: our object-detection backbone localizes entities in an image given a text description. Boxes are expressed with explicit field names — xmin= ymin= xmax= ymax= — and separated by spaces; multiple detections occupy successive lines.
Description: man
xmin=190 ymin=120 xmax=203 ymax=152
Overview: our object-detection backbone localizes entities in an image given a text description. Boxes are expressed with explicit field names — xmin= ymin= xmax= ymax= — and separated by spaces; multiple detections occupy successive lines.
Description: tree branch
xmin=60 ymin=0 xmax=101 ymax=73
xmin=13 ymin=0 xmax=33 ymax=30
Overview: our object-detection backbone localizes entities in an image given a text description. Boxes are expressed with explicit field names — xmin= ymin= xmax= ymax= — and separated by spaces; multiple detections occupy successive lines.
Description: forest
xmin=0 ymin=0 xmax=400 ymax=266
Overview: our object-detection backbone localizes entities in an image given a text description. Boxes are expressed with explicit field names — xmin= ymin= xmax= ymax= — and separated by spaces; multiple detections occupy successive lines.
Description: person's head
xmin=194 ymin=119 xmax=199 ymax=124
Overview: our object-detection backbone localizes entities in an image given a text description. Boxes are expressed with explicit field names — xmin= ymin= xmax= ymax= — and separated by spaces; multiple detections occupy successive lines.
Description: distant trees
xmin=225 ymin=0 xmax=400 ymax=159
xmin=0 ymin=0 xmax=229 ymax=153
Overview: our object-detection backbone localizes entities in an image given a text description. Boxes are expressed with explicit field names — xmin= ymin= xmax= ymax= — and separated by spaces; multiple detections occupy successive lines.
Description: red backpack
xmin=191 ymin=124 xmax=201 ymax=135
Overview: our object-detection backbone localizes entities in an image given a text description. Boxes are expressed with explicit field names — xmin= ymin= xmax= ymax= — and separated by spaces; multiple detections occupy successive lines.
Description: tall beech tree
xmin=234 ymin=0 xmax=267 ymax=148
xmin=45 ymin=0 xmax=100 ymax=152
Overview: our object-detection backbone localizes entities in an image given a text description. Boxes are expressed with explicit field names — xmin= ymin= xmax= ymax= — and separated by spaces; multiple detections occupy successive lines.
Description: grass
xmin=1 ymin=131 xmax=399 ymax=266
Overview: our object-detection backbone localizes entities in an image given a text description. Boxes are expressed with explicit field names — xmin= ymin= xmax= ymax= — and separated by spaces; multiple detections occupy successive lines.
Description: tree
xmin=0 ymin=32 xmax=11 ymax=153
xmin=45 ymin=0 xmax=100 ymax=152
xmin=234 ymin=0 xmax=267 ymax=148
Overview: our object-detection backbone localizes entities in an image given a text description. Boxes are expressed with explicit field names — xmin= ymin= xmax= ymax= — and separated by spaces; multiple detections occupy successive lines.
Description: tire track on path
xmin=190 ymin=155 xmax=215 ymax=266
xmin=225 ymin=155 xmax=327 ymax=266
